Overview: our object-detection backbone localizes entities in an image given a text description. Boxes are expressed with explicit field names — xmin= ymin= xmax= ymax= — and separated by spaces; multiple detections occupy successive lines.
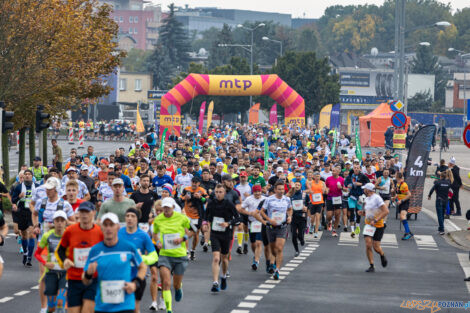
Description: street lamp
xmin=448 ymin=47 xmax=470 ymax=125
xmin=262 ymin=36 xmax=283 ymax=57
xmin=237 ymin=23 xmax=265 ymax=108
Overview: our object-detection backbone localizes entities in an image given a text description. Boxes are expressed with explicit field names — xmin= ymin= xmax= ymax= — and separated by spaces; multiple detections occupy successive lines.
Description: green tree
xmin=121 ymin=49 xmax=152 ymax=72
xmin=273 ymin=51 xmax=340 ymax=117
xmin=208 ymin=24 xmax=235 ymax=69
xmin=408 ymin=90 xmax=433 ymax=112
xmin=157 ymin=3 xmax=191 ymax=70
xmin=146 ymin=44 xmax=174 ymax=89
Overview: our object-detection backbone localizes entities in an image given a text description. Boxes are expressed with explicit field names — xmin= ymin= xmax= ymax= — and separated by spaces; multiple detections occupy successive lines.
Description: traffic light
xmin=1 ymin=101 xmax=14 ymax=132
xmin=36 ymin=105 xmax=50 ymax=132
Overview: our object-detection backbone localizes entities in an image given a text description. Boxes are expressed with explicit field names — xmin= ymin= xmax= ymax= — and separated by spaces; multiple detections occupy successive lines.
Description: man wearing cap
xmin=358 ymin=183 xmax=389 ymax=273
xmin=152 ymin=165 xmax=174 ymax=197
xmin=153 ymin=197 xmax=191 ymax=313
xmin=118 ymin=208 xmax=158 ymax=313
xmin=79 ymin=166 xmax=95 ymax=196
xmin=11 ymin=169 xmax=38 ymax=266
xmin=55 ymin=201 xmax=103 ymax=313
xmin=83 ymin=212 xmax=146 ymax=313
xmin=268 ymin=166 xmax=284 ymax=188
xmin=98 ymin=178 xmax=136 ymax=223
xmin=30 ymin=156 xmax=48 ymax=182
xmin=63 ymin=167 xmax=91 ymax=201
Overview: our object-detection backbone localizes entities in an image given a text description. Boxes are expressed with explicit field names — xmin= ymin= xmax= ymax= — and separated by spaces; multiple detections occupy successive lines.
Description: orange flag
xmin=248 ymin=103 xmax=260 ymax=125
xmin=136 ymin=103 xmax=145 ymax=133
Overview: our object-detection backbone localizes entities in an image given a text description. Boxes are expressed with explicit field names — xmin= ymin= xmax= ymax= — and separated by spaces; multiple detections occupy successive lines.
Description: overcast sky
xmin=150 ymin=0 xmax=468 ymax=18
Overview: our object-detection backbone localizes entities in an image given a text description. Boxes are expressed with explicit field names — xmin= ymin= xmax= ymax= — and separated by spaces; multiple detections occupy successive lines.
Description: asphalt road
xmin=1 ymin=206 xmax=469 ymax=313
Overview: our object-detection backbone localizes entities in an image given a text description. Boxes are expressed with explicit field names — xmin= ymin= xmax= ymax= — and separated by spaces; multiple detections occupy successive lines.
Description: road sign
xmin=463 ymin=124 xmax=470 ymax=149
xmin=390 ymin=100 xmax=404 ymax=112
xmin=391 ymin=111 xmax=407 ymax=128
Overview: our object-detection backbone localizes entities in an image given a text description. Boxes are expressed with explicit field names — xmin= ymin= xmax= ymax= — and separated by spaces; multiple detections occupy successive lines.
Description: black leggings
xmin=450 ymin=187 xmax=461 ymax=215
xmin=291 ymin=216 xmax=306 ymax=252
xmin=348 ymin=208 xmax=362 ymax=224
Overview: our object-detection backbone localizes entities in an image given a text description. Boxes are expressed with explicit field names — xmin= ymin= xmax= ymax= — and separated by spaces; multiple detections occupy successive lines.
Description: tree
xmin=121 ymin=49 xmax=153 ymax=72
xmin=208 ymin=24 xmax=235 ymax=69
xmin=146 ymin=44 xmax=174 ymax=89
xmin=407 ymin=90 xmax=433 ymax=112
xmin=273 ymin=51 xmax=340 ymax=117
xmin=157 ymin=3 xmax=191 ymax=70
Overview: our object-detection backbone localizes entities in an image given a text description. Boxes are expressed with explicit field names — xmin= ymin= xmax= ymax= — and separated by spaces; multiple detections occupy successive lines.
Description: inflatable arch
xmin=159 ymin=74 xmax=305 ymax=135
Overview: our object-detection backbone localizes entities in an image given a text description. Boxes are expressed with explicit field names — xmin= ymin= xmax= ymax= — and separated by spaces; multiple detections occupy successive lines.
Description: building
xmin=291 ymin=18 xmax=317 ymax=29
xmin=445 ymin=72 xmax=470 ymax=111
xmin=118 ymin=71 xmax=153 ymax=120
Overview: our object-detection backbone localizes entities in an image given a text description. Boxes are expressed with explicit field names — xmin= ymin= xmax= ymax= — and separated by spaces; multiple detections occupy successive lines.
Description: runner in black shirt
xmin=130 ymin=174 xmax=159 ymax=225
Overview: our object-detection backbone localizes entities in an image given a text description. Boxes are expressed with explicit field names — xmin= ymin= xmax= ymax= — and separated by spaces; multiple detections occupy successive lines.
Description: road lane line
xmin=252 ymin=289 xmax=269 ymax=294
xmin=0 ymin=297 xmax=14 ymax=303
xmin=14 ymin=290 xmax=30 ymax=296
xmin=265 ymin=280 xmax=280 ymax=284
xmin=285 ymin=263 xmax=299 ymax=267
xmin=294 ymin=256 xmax=306 ymax=260
xmin=280 ymin=267 xmax=294 ymax=271
xmin=258 ymin=284 xmax=275 ymax=289
xmin=457 ymin=253 xmax=470 ymax=293
xmin=231 ymin=310 xmax=250 ymax=313
xmin=31 ymin=285 xmax=39 ymax=290
xmin=290 ymin=259 xmax=303 ymax=263
xmin=245 ymin=295 xmax=263 ymax=301
xmin=238 ymin=302 xmax=257 ymax=308
xmin=278 ymin=271 xmax=290 ymax=275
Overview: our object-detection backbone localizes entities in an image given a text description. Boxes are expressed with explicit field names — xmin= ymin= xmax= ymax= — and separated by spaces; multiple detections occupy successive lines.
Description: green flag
xmin=158 ymin=128 xmax=168 ymax=161
xmin=355 ymin=128 xmax=362 ymax=160
xmin=331 ymin=129 xmax=337 ymax=157
xmin=264 ymin=137 xmax=269 ymax=171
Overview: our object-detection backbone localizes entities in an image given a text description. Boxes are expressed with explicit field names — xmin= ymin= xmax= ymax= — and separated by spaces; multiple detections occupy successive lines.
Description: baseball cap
xmin=66 ymin=167 xmax=78 ymax=174
xmin=353 ymin=159 xmax=360 ymax=163
xmin=345 ymin=161 xmax=352 ymax=165
xmin=240 ymin=171 xmax=248 ymax=177
xmin=450 ymin=156 xmax=456 ymax=164
xmin=276 ymin=167 xmax=284 ymax=173
xmin=101 ymin=212 xmax=119 ymax=224
xmin=80 ymin=165 xmax=89 ymax=171
xmin=295 ymin=172 xmax=302 ymax=177
xmin=34 ymin=156 xmax=42 ymax=161
xmin=44 ymin=177 xmax=60 ymax=190
xmin=109 ymin=164 xmax=115 ymax=169
xmin=112 ymin=178 xmax=124 ymax=186
xmin=362 ymin=183 xmax=375 ymax=191
xmin=161 ymin=197 xmax=174 ymax=208
xmin=252 ymin=185 xmax=262 ymax=192
xmin=53 ymin=210 xmax=68 ymax=220
xmin=78 ymin=201 xmax=95 ymax=212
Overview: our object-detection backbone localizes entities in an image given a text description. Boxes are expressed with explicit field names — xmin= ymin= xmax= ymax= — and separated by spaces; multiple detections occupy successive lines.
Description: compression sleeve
xmin=142 ymin=251 xmax=159 ymax=266
xmin=34 ymin=246 xmax=47 ymax=265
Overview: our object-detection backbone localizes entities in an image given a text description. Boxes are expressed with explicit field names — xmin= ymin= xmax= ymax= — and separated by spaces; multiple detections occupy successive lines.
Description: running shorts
xmin=157 ymin=256 xmax=188 ymax=276
xmin=210 ymin=232 xmax=232 ymax=255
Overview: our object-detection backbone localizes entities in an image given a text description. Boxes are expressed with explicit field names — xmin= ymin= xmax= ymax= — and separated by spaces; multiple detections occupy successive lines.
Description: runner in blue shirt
xmin=152 ymin=165 xmax=174 ymax=197
xmin=83 ymin=212 xmax=146 ymax=313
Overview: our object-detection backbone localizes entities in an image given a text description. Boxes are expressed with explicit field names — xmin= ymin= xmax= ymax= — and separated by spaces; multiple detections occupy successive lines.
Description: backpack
xmin=146 ymin=133 xmax=153 ymax=143
xmin=38 ymin=198 xmax=65 ymax=223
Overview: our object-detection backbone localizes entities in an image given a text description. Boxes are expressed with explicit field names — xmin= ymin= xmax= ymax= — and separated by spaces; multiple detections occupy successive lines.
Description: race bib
xmin=139 ymin=223 xmax=150 ymax=233
xmin=73 ymin=247 xmax=91 ymax=268
xmin=272 ymin=211 xmax=285 ymax=224
xmin=25 ymin=199 xmax=31 ymax=209
xmin=50 ymin=254 xmax=62 ymax=271
xmin=312 ymin=193 xmax=322 ymax=202
xmin=156 ymin=187 xmax=163 ymax=196
xmin=163 ymin=233 xmax=181 ymax=250
xmin=250 ymin=221 xmax=262 ymax=233
xmin=101 ymin=280 xmax=125 ymax=304
xmin=292 ymin=200 xmax=303 ymax=211
xmin=332 ymin=196 xmax=342 ymax=205
xmin=363 ymin=224 xmax=376 ymax=236
xmin=189 ymin=218 xmax=198 ymax=232
xmin=342 ymin=191 xmax=349 ymax=197
xmin=212 ymin=217 xmax=226 ymax=232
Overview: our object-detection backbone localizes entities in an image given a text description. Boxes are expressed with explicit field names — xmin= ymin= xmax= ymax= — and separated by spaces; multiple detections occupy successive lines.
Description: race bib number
xmin=212 ymin=217 xmax=226 ymax=232
xmin=50 ymin=254 xmax=62 ymax=271
xmin=156 ymin=187 xmax=163 ymax=196
xmin=272 ymin=211 xmax=285 ymax=224
xmin=292 ymin=200 xmax=303 ymax=211
xmin=163 ymin=233 xmax=181 ymax=250
xmin=250 ymin=221 xmax=262 ymax=233
xmin=25 ymin=199 xmax=31 ymax=209
xmin=332 ymin=196 xmax=342 ymax=205
xmin=312 ymin=193 xmax=322 ymax=202
xmin=73 ymin=247 xmax=91 ymax=268
xmin=363 ymin=224 xmax=376 ymax=236
xmin=139 ymin=223 xmax=150 ymax=233
xmin=101 ymin=280 xmax=125 ymax=304
xmin=342 ymin=191 xmax=349 ymax=197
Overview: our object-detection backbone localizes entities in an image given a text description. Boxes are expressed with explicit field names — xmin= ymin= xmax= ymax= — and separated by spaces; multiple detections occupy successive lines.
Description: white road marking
xmin=245 ymin=295 xmax=263 ymax=301
xmin=231 ymin=310 xmax=250 ymax=313
xmin=0 ymin=297 xmax=14 ymax=303
xmin=279 ymin=275 xmax=286 ymax=280
xmin=339 ymin=232 xmax=359 ymax=246
xmin=14 ymin=290 xmax=30 ymax=296
xmin=285 ymin=263 xmax=299 ymax=267
xmin=258 ymin=284 xmax=275 ymax=289
xmin=290 ymin=259 xmax=303 ymax=263
xmin=238 ymin=302 xmax=257 ymax=308
xmin=381 ymin=234 xmax=398 ymax=247
xmin=265 ymin=280 xmax=280 ymax=284
xmin=414 ymin=235 xmax=438 ymax=249
xmin=252 ymin=289 xmax=270 ymax=294
xmin=299 ymin=253 xmax=311 ymax=256
xmin=294 ymin=256 xmax=306 ymax=260
xmin=338 ymin=243 xmax=358 ymax=246
xmin=422 ymin=206 xmax=461 ymax=232
xmin=457 ymin=253 xmax=470 ymax=293
xmin=280 ymin=267 xmax=294 ymax=271
xmin=278 ymin=271 xmax=290 ymax=275
xmin=30 ymin=285 xmax=39 ymax=290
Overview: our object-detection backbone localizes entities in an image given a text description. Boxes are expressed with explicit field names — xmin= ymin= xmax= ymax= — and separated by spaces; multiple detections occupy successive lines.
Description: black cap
xmin=34 ymin=156 xmax=42 ymax=161
xmin=78 ymin=201 xmax=95 ymax=212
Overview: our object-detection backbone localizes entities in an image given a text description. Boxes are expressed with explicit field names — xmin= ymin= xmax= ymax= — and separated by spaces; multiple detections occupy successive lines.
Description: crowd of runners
xmin=0 ymin=122 xmax=463 ymax=313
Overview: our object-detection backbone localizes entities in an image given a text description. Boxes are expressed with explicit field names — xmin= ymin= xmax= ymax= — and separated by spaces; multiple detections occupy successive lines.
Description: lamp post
xmin=448 ymin=48 xmax=470 ymax=125
xmin=262 ymin=36 xmax=283 ymax=57
xmin=237 ymin=23 xmax=265 ymax=108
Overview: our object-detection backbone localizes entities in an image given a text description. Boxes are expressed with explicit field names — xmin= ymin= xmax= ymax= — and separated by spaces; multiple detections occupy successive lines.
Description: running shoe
xmin=401 ymin=233 xmax=414 ymax=240
xmin=327 ymin=222 xmax=332 ymax=231
xmin=309 ymin=228 xmax=314 ymax=234
xmin=149 ymin=302 xmax=157 ymax=311
xmin=158 ymin=296 xmax=166 ymax=310
xmin=350 ymin=232 xmax=355 ymax=238
xmin=203 ymin=243 xmax=208 ymax=252
xmin=295 ymin=251 xmax=300 ymax=257
xmin=211 ymin=282 xmax=220 ymax=292
xmin=365 ymin=266 xmax=375 ymax=273
xmin=273 ymin=270 xmax=280 ymax=280
xmin=200 ymin=237 xmax=205 ymax=246
xmin=314 ymin=233 xmax=319 ymax=238
xmin=175 ymin=287 xmax=183 ymax=302
xmin=221 ymin=277 xmax=227 ymax=290
xmin=343 ymin=227 xmax=348 ymax=232
xmin=26 ymin=258 xmax=32 ymax=267
xmin=190 ymin=250 xmax=195 ymax=260
xmin=243 ymin=244 xmax=248 ymax=254
xmin=226 ymin=270 xmax=230 ymax=278
xmin=300 ymin=239 xmax=305 ymax=246
xmin=236 ymin=247 xmax=243 ymax=255
xmin=439 ymin=231 xmax=445 ymax=236
xmin=22 ymin=255 xmax=27 ymax=266
xmin=380 ymin=254 xmax=388 ymax=268
xmin=332 ymin=231 xmax=338 ymax=237
xmin=355 ymin=226 xmax=361 ymax=235
xmin=252 ymin=258 xmax=258 ymax=271
xmin=268 ymin=264 xmax=275 ymax=274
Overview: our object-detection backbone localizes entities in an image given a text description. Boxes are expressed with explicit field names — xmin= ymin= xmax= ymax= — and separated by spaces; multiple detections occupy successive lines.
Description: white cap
xmin=345 ymin=161 xmax=352 ymax=165
xmin=53 ymin=210 xmax=68 ymax=220
xmin=361 ymin=183 xmax=375 ymax=191
xmin=161 ymin=197 xmax=174 ymax=208
xmin=101 ymin=212 xmax=119 ymax=224
xmin=450 ymin=156 xmax=456 ymax=165
xmin=44 ymin=177 xmax=60 ymax=191
xmin=109 ymin=164 xmax=115 ymax=169
xmin=353 ymin=159 xmax=360 ymax=163
xmin=80 ymin=165 xmax=89 ymax=171
xmin=276 ymin=167 xmax=284 ymax=173
xmin=112 ymin=178 xmax=124 ymax=186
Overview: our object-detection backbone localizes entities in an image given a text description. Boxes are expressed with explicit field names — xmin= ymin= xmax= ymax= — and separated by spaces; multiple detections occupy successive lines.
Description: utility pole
xmin=398 ymin=0 xmax=406 ymax=107
xmin=393 ymin=0 xmax=400 ymax=101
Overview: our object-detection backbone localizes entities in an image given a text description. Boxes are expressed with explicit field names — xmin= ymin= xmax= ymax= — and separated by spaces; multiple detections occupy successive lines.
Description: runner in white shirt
xmin=234 ymin=172 xmax=252 ymax=255
xmin=174 ymin=164 xmax=193 ymax=195
xmin=239 ymin=185 xmax=265 ymax=270
xmin=358 ymin=183 xmax=389 ymax=273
